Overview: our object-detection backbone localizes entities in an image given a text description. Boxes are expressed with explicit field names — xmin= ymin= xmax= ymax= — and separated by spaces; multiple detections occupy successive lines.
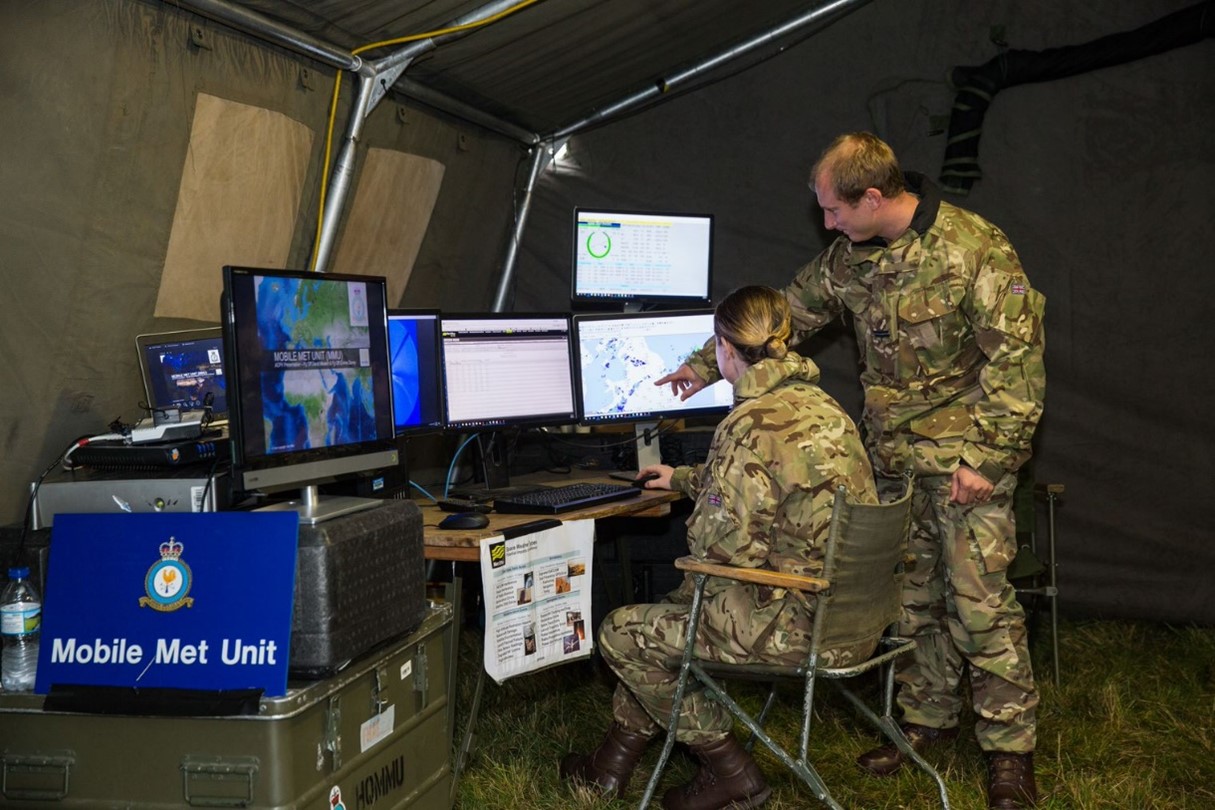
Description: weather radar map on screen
xmin=575 ymin=311 xmax=732 ymax=423
xmin=254 ymin=275 xmax=377 ymax=454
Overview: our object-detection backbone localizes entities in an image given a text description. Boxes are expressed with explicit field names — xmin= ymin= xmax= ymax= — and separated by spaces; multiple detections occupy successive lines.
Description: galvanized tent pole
xmin=173 ymin=0 xmax=365 ymax=72
xmin=172 ymin=0 xmax=874 ymax=296
xmin=553 ymin=0 xmax=873 ymax=140
xmin=489 ymin=0 xmax=874 ymax=307
xmin=172 ymin=0 xmax=540 ymax=274
xmin=315 ymin=0 xmax=543 ymax=273
xmin=490 ymin=140 xmax=560 ymax=312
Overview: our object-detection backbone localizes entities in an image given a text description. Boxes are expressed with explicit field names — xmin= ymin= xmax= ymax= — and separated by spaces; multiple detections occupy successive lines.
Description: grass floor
xmin=450 ymin=617 xmax=1215 ymax=809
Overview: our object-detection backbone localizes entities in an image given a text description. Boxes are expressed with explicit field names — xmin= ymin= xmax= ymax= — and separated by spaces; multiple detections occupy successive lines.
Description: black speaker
xmin=320 ymin=450 xmax=412 ymax=500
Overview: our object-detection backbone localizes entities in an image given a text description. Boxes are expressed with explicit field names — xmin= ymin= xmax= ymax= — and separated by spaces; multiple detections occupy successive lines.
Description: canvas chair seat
xmin=637 ymin=474 xmax=950 ymax=810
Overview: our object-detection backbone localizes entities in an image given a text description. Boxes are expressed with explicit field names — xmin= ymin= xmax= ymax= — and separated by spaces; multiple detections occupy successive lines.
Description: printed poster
xmin=479 ymin=520 xmax=594 ymax=684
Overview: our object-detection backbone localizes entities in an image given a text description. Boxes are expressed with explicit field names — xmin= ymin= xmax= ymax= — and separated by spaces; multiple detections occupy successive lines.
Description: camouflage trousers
xmin=597 ymin=585 xmax=869 ymax=745
xmin=878 ymin=472 xmax=1039 ymax=753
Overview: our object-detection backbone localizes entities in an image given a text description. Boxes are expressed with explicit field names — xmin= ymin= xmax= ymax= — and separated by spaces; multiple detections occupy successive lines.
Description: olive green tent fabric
xmin=1 ymin=0 xmax=1212 ymax=624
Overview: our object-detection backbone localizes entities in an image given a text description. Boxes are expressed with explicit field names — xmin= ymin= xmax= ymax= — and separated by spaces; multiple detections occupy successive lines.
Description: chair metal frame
xmin=1010 ymin=473 xmax=1063 ymax=687
xmin=637 ymin=477 xmax=950 ymax=810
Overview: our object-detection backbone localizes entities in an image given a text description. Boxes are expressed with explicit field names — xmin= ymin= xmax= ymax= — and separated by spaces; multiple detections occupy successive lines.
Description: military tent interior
xmin=1 ymin=0 xmax=1212 ymax=626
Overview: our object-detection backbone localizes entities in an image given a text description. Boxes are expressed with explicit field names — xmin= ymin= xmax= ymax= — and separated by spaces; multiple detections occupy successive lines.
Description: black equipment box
xmin=291 ymin=499 xmax=428 ymax=677
xmin=0 ymin=606 xmax=453 ymax=809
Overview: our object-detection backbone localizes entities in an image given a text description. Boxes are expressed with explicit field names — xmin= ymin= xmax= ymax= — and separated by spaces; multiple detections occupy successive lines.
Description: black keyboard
xmin=492 ymin=482 xmax=640 ymax=514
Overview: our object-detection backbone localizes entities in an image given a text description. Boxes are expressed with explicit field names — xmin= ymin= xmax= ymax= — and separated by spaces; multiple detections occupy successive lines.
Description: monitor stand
xmin=450 ymin=432 xmax=552 ymax=500
xmin=634 ymin=421 xmax=662 ymax=470
xmin=475 ymin=432 xmax=512 ymax=490
xmin=256 ymin=484 xmax=381 ymax=526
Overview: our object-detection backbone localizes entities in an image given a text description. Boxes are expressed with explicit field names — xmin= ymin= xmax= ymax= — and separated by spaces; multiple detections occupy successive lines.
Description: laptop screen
xmin=134 ymin=327 xmax=228 ymax=422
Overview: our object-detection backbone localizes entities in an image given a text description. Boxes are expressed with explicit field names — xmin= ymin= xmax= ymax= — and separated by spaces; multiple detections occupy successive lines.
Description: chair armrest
xmin=674 ymin=555 xmax=830 ymax=593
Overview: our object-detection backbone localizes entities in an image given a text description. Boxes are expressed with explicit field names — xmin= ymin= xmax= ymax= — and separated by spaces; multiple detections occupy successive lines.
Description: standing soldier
xmin=657 ymin=132 xmax=1046 ymax=809
xmin=561 ymin=285 xmax=877 ymax=810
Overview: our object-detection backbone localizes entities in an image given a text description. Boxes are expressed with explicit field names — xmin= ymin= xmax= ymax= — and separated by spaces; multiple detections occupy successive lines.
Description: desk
xmin=421 ymin=474 xmax=682 ymax=562
xmin=421 ymin=475 xmax=682 ymax=798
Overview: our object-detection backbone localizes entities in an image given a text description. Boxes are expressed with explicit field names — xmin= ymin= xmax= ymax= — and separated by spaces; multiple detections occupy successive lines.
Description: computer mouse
xmin=438 ymin=512 xmax=491 ymax=530
xmin=632 ymin=471 xmax=662 ymax=489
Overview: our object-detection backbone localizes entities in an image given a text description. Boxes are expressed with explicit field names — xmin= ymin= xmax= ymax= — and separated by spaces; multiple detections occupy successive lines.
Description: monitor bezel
xmin=572 ymin=308 xmax=733 ymax=426
xmin=387 ymin=307 xmax=445 ymax=437
xmin=570 ymin=207 xmax=715 ymax=307
xmin=438 ymin=311 xmax=579 ymax=431
xmin=221 ymin=266 xmax=399 ymax=494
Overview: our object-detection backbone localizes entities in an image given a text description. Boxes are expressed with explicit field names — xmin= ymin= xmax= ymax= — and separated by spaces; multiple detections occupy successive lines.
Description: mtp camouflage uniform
xmin=598 ymin=352 xmax=876 ymax=745
xmin=685 ymin=172 xmax=1046 ymax=753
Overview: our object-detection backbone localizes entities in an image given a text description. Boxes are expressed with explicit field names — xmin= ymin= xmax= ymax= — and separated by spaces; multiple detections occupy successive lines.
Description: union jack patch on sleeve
xmin=707 ymin=493 xmax=722 ymax=507
xmin=1010 ymin=283 xmax=1027 ymax=295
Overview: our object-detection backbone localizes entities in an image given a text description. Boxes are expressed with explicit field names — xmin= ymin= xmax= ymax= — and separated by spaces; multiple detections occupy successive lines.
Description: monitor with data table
xmin=440 ymin=313 xmax=578 ymax=489
xmin=572 ymin=208 xmax=714 ymax=308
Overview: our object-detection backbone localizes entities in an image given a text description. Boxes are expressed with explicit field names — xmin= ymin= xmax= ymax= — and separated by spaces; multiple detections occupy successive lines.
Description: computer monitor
xmin=387 ymin=309 xmax=444 ymax=436
xmin=573 ymin=309 xmax=733 ymax=468
xmin=439 ymin=313 xmax=577 ymax=488
xmin=221 ymin=266 xmax=399 ymax=524
xmin=135 ymin=327 xmax=228 ymax=423
xmin=571 ymin=208 xmax=714 ymax=308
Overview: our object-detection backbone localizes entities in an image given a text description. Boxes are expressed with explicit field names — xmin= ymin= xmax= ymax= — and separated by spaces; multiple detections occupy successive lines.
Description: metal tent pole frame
xmin=490 ymin=0 xmax=873 ymax=308
xmin=172 ymin=0 xmax=874 ymax=299
xmin=172 ymin=0 xmax=541 ymax=274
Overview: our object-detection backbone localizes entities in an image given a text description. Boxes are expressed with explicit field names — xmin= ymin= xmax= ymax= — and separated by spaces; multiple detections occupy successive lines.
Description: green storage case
xmin=0 ymin=606 xmax=454 ymax=810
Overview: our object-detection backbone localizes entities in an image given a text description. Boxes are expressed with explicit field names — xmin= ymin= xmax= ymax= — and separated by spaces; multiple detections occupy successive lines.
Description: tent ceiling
xmin=214 ymin=0 xmax=860 ymax=137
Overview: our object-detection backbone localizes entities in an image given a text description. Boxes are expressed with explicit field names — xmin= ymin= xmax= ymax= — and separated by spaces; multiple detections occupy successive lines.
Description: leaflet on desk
xmin=479 ymin=520 xmax=594 ymax=684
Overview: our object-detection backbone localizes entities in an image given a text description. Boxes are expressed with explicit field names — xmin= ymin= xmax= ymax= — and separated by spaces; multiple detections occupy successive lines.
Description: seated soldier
xmin=560 ymin=285 xmax=878 ymax=810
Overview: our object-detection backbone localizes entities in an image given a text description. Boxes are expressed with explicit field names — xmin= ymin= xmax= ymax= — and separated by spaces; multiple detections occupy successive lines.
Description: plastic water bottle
xmin=1 ymin=566 xmax=41 ymax=692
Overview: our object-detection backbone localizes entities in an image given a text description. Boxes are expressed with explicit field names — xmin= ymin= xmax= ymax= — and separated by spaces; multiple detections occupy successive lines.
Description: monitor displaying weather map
xmin=573 ymin=310 xmax=733 ymax=424
xmin=572 ymin=208 xmax=714 ymax=305
xmin=222 ymin=267 xmax=394 ymax=468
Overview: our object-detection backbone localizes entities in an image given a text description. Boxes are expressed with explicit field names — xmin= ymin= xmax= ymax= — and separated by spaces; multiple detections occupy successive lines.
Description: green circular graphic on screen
xmin=586 ymin=230 xmax=612 ymax=259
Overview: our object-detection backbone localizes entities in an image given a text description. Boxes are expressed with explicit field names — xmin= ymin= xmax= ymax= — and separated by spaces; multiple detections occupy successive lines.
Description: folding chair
xmin=1008 ymin=464 xmax=1063 ymax=686
xmin=638 ymin=476 xmax=950 ymax=810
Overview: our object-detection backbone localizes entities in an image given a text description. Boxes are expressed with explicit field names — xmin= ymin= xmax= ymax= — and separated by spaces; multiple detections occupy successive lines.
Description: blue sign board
xmin=36 ymin=512 xmax=298 ymax=697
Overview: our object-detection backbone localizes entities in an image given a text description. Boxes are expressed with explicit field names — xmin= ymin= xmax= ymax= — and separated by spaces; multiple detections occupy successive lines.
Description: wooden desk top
xmin=422 ymin=475 xmax=682 ymax=562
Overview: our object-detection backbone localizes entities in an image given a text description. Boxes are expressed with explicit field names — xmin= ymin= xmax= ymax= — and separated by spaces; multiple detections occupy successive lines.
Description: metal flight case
xmin=0 ymin=605 xmax=454 ymax=810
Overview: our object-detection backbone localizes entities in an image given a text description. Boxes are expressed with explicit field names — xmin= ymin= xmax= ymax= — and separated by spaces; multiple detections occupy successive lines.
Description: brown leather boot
xmin=661 ymin=734 xmax=771 ymax=810
xmin=987 ymin=751 xmax=1037 ymax=808
xmin=559 ymin=722 xmax=652 ymax=799
xmin=856 ymin=722 xmax=959 ymax=776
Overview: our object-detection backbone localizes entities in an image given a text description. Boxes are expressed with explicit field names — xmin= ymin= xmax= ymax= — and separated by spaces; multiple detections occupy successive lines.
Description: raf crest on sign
xmin=139 ymin=537 xmax=195 ymax=612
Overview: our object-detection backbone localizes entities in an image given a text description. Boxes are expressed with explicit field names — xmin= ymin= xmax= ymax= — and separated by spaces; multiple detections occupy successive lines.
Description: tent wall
xmin=513 ymin=0 xmax=1215 ymax=623
xmin=0 ymin=0 xmax=523 ymax=525
xmin=1 ymin=0 xmax=1211 ymax=625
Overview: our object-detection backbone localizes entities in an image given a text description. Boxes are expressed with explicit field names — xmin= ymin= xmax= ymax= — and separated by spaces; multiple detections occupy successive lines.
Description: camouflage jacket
xmin=687 ymin=174 xmax=1045 ymax=481
xmin=670 ymin=352 xmax=876 ymax=598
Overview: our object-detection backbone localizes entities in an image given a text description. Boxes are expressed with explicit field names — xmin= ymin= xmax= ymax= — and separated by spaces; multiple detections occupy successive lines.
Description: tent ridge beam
xmin=551 ymin=0 xmax=874 ymax=140
xmin=171 ymin=0 xmax=365 ymax=74
xmin=169 ymin=0 xmax=537 ymax=142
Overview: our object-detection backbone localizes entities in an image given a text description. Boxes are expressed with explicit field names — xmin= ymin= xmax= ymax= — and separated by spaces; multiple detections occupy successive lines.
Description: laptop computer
xmin=134 ymin=327 xmax=228 ymax=428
